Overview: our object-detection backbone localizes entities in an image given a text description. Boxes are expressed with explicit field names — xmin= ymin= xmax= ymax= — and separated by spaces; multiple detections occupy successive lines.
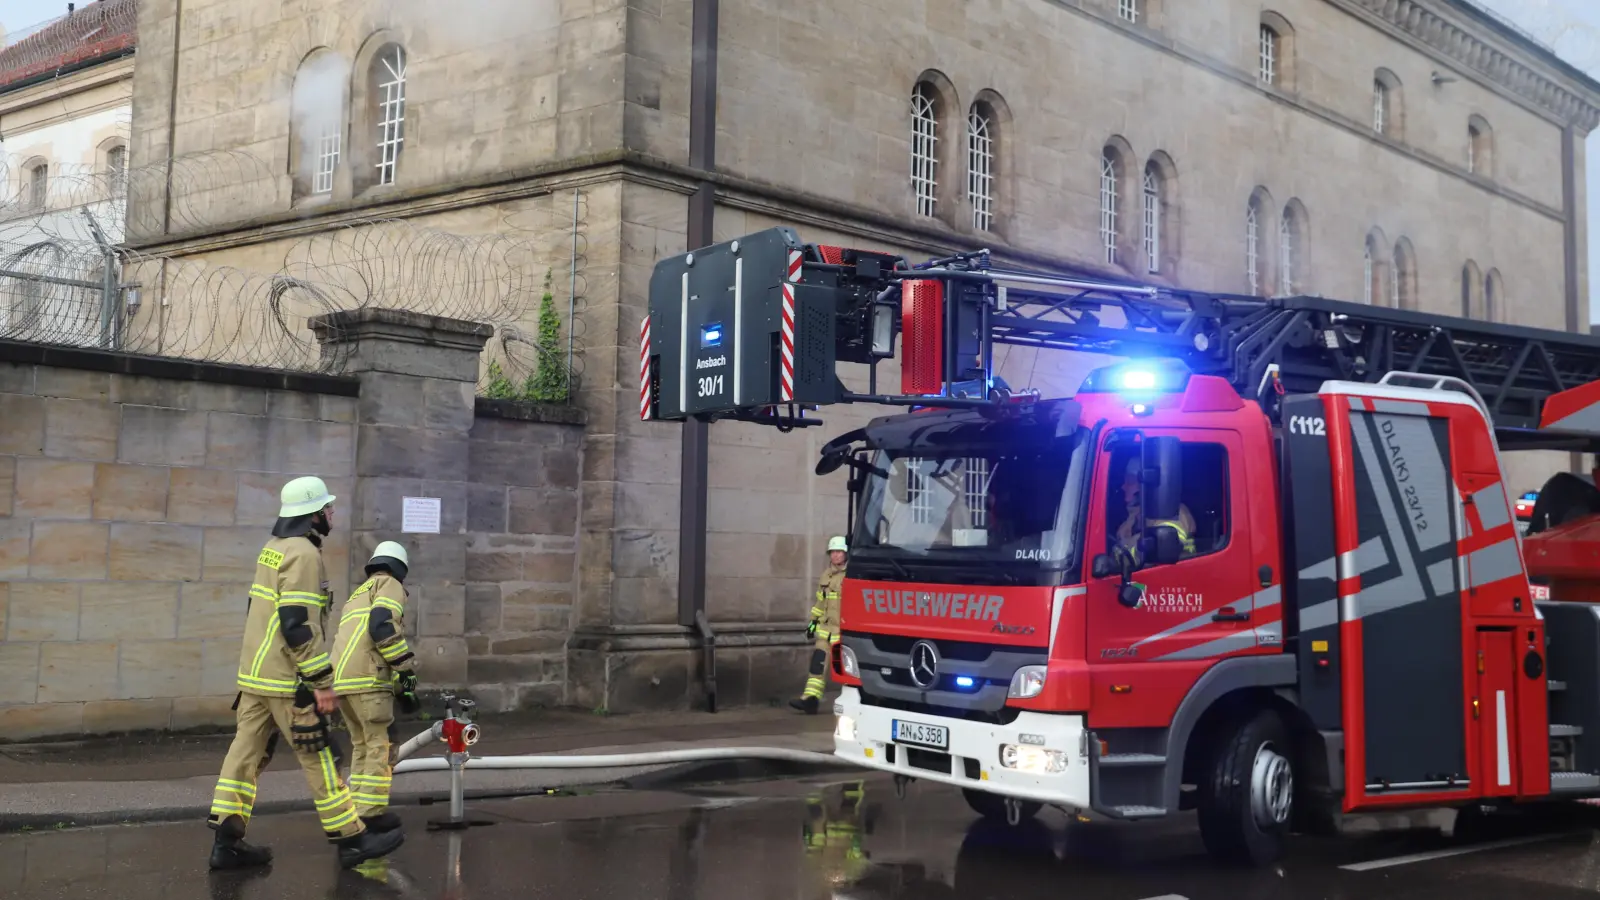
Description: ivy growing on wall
xmin=480 ymin=269 xmax=571 ymax=403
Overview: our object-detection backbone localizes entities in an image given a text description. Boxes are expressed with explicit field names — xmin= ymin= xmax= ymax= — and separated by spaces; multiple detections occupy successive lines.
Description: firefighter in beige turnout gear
xmin=331 ymin=541 xmax=419 ymax=833
xmin=791 ymin=536 xmax=848 ymax=714
xmin=206 ymin=476 xmax=404 ymax=871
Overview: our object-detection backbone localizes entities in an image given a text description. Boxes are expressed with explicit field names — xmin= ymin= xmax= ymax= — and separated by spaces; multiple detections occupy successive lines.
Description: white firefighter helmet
xmin=370 ymin=541 xmax=409 ymax=568
xmin=279 ymin=475 xmax=335 ymax=518
xmin=827 ymin=535 xmax=849 ymax=553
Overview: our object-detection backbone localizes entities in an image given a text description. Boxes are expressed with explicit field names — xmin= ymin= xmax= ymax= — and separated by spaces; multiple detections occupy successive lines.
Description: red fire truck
xmin=641 ymin=227 xmax=1600 ymax=865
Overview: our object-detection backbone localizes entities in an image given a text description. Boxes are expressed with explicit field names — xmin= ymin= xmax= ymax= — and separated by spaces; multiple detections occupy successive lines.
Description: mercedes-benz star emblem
xmin=908 ymin=640 xmax=940 ymax=689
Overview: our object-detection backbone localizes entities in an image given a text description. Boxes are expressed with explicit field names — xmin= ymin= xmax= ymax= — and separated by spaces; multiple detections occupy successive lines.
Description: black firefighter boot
xmin=789 ymin=696 xmax=820 ymax=714
xmin=360 ymin=811 xmax=403 ymax=833
xmin=208 ymin=816 xmax=273 ymax=870
xmin=336 ymin=824 xmax=406 ymax=869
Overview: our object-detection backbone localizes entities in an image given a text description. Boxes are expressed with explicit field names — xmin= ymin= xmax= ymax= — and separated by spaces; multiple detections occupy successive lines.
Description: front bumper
xmin=831 ymin=687 xmax=1092 ymax=809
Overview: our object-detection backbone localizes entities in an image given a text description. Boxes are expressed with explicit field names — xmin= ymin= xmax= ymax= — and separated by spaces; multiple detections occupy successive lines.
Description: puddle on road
xmin=6 ymin=777 xmax=1600 ymax=899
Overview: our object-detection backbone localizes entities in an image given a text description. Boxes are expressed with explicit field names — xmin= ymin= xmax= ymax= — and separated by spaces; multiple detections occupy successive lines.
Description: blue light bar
xmin=1077 ymin=359 xmax=1192 ymax=395
xmin=1119 ymin=369 xmax=1158 ymax=391
xmin=954 ymin=675 xmax=976 ymax=689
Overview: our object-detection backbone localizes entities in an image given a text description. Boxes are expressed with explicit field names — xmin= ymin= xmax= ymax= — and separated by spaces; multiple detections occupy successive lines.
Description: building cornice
xmin=1332 ymin=0 xmax=1600 ymax=132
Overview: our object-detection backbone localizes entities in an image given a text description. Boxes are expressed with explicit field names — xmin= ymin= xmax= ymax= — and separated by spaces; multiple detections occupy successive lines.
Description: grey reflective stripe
xmin=1427 ymin=558 xmax=1456 ymax=596
xmin=1348 ymin=416 xmax=1427 ymax=621
xmin=1544 ymin=401 xmax=1600 ymax=435
xmin=1472 ymin=483 xmax=1512 ymax=532
xmin=1301 ymin=599 xmax=1338 ymax=631
xmin=1469 ymin=539 xmax=1524 ymax=589
xmin=1131 ymin=585 xmax=1280 ymax=650
xmin=1370 ymin=399 xmax=1432 ymax=416
xmin=1151 ymin=619 xmax=1281 ymax=662
xmin=1049 ymin=585 xmax=1086 ymax=652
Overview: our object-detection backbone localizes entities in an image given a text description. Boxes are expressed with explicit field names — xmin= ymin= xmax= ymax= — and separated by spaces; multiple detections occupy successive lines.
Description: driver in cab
xmin=1113 ymin=456 xmax=1196 ymax=567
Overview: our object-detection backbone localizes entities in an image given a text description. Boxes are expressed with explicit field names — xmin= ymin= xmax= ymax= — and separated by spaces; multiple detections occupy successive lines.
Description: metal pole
xmin=678 ymin=0 xmax=719 ymax=631
xmin=1561 ymin=122 xmax=1584 ymax=475
xmin=448 ymin=755 xmax=465 ymax=823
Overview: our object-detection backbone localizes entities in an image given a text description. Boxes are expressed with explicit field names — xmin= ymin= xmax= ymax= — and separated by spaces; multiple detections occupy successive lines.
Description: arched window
xmin=291 ymin=49 xmax=349 ymax=199
xmin=1373 ymin=68 xmax=1403 ymax=138
xmin=106 ymin=144 xmax=126 ymax=192
xmin=1468 ymin=115 xmax=1493 ymax=176
xmin=1246 ymin=188 xmax=1274 ymax=296
xmin=1485 ymin=268 xmax=1505 ymax=322
xmin=1258 ymin=13 xmax=1294 ymax=88
xmin=967 ymin=101 xmax=995 ymax=232
xmin=372 ymin=44 xmax=407 ymax=186
xmin=1364 ymin=229 xmax=1389 ymax=306
xmin=26 ymin=160 xmax=47 ymax=209
xmin=1279 ymin=200 xmax=1307 ymax=295
xmin=911 ymin=81 xmax=941 ymax=218
xmin=1100 ymin=146 xmax=1123 ymax=266
xmin=1142 ymin=162 xmax=1162 ymax=274
xmin=1393 ymin=238 xmax=1417 ymax=310
xmin=1461 ymin=260 xmax=1483 ymax=318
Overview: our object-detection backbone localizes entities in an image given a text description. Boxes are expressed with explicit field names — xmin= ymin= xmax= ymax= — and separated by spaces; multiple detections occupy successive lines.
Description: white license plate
xmin=892 ymin=719 xmax=949 ymax=750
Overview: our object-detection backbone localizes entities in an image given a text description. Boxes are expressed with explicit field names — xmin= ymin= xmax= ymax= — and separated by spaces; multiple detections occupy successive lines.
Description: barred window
xmin=1100 ymin=150 xmax=1120 ymax=266
xmin=27 ymin=163 xmax=47 ymax=209
xmin=1118 ymin=0 xmax=1140 ymax=24
xmin=1259 ymin=25 xmax=1278 ymax=85
xmin=967 ymin=105 xmax=994 ymax=231
xmin=911 ymin=83 xmax=940 ymax=218
xmin=1363 ymin=246 xmax=1373 ymax=304
xmin=1142 ymin=165 xmax=1161 ymax=274
xmin=1246 ymin=198 xmax=1261 ymax=294
xmin=374 ymin=45 xmax=407 ymax=186
xmin=313 ymin=123 xmax=340 ymax=195
xmin=1373 ymin=81 xmax=1387 ymax=134
xmin=106 ymin=145 xmax=127 ymax=195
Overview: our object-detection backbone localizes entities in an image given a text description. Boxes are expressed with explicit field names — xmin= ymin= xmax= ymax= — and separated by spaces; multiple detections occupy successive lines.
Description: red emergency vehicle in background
xmin=641 ymin=226 xmax=1600 ymax=865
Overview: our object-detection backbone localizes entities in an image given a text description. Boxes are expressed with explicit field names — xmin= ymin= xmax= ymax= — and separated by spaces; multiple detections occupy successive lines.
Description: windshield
xmin=848 ymin=404 xmax=1089 ymax=586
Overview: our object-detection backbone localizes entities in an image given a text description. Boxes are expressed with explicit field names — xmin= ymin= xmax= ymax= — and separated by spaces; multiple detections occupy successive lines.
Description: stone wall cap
xmin=475 ymin=397 xmax=586 ymax=426
xmin=309 ymin=308 xmax=496 ymax=341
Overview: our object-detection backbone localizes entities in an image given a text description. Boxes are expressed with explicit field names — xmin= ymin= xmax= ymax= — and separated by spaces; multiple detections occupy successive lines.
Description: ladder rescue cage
xmin=641 ymin=226 xmax=1600 ymax=450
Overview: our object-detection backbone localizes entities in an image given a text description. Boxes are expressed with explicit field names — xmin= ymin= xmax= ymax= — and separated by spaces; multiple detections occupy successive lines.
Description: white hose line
xmin=393 ymin=722 xmax=444 ymax=764
xmin=392 ymin=746 xmax=843 ymax=775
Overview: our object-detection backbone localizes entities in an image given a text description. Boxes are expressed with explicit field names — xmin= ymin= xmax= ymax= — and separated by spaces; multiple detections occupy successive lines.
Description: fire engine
xmin=640 ymin=226 xmax=1600 ymax=865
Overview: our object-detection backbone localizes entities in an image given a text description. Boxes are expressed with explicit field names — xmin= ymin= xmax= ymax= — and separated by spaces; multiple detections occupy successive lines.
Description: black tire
xmin=1197 ymin=710 xmax=1294 ymax=866
xmin=962 ymin=788 xmax=1041 ymax=824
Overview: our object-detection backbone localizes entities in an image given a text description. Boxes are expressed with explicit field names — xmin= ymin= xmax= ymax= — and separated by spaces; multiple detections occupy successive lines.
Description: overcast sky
xmin=4 ymin=0 xmax=1600 ymax=319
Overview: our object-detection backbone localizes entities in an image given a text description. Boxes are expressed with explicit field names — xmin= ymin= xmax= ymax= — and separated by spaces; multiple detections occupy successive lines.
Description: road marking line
xmin=1340 ymin=832 xmax=1576 ymax=871
xmin=1133 ymin=895 xmax=1187 ymax=900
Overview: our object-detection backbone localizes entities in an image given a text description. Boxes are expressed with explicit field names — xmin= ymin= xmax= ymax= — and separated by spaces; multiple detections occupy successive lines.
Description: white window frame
xmin=1363 ymin=246 xmax=1373 ymax=305
xmin=1467 ymin=125 xmax=1480 ymax=174
xmin=1246 ymin=200 xmax=1260 ymax=294
xmin=1259 ymin=25 xmax=1278 ymax=85
xmin=911 ymin=83 xmax=939 ymax=218
xmin=908 ymin=459 xmax=933 ymax=526
xmin=1392 ymin=251 xmax=1403 ymax=308
xmin=1278 ymin=215 xmax=1294 ymax=295
xmin=1118 ymin=0 xmax=1139 ymax=24
xmin=1373 ymin=81 xmax=1387 ymax=134
xmin=967 ymin=106 xmax=994 ymax=232
xmin=1142 ymin=165 xmax=1161 ymax=274
xmin=1100 ymin=152 xmax=1119 ymax=266
xmin=375 ymin=46 xmax=407 ymax=187
xmin=313 ymin=119 xmax=341 ymax=195
xmin=106 ymin=145 xmax=127 ymax=196
xmin=964 ymin=457 xmax=991 ymax=529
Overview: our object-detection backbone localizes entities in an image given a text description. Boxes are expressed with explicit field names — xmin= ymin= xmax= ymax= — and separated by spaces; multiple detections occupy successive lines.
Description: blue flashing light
xmin=700 ymin=323 xmax=724 ymax=349
xmin=954 ymin=675 xmax=976 ymax=689
xmin=1119 ymin=369 xmax=1158 ymax=391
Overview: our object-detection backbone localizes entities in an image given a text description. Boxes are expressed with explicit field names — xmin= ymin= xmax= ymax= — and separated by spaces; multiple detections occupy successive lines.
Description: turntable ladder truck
xmin=639 ymin=226 xmax=1600 ymax=865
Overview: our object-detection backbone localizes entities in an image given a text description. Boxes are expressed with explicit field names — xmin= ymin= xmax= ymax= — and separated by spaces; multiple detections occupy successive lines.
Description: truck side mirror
xmin=1141 ymin=436 xmax=1183 ymax=522
xmin=1091 ymin=553 xmax=1119 ymax=579
xmin=1147 ymin=525 xmax=1184 ymax=566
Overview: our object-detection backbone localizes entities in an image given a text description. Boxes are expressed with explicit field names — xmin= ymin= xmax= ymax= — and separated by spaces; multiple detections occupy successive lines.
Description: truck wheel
xmin=1197 ymin=710 xmax=1294 ymax=866
xmin=962 ymin=788 xmax=1041 ymax=824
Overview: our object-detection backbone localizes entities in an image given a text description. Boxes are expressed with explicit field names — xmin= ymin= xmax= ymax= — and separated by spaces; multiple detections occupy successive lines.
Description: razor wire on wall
xmin=0 ymin=150 xmax=587 ymax=400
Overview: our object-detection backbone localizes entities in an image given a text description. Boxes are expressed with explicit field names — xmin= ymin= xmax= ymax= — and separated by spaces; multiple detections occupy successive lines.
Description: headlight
xmin=839 ymin=645 xmax=860 ymax=678
xmin=835 ymin=713 xmax=857 ymax=742
xmin=1008 ymin=665 xmax=1046 ymax=699
xmin=1000 ymin=743 xmax=1068 ymax=774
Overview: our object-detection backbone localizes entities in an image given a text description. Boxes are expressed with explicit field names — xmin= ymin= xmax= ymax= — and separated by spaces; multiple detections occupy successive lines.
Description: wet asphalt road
xmin=8 ymin=772 xmax=1600 ymax=900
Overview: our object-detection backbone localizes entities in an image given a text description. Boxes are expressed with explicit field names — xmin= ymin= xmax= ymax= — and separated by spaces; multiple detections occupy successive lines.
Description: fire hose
xmin=390 ymin=693 xmax=844 ymax=829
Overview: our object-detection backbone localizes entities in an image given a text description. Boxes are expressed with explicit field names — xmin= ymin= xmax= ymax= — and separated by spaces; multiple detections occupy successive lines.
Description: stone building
xmin=0 ymin=0 xmax=138 ymax=345
xmin=101 ymin=0 xmax=1600 ymax=718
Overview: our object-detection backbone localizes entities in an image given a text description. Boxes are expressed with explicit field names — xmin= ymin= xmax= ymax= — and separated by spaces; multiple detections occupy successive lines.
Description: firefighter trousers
xmin=802 ymin=635 xmax=835 ymax=700
xmin=339 ymin=691 xmax=397 ymax=818
xmin=208 ymin=692 xmax=364 ymax=840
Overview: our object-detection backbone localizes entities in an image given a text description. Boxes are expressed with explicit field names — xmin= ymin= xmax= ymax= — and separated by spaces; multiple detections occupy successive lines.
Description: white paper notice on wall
xmin=401 ymin=497 xmax=442 ymax=534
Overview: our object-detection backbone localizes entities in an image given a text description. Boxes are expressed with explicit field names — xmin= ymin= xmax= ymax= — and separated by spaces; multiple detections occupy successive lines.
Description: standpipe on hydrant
xmin=390 ymin=695 xmax=843 ymax=829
